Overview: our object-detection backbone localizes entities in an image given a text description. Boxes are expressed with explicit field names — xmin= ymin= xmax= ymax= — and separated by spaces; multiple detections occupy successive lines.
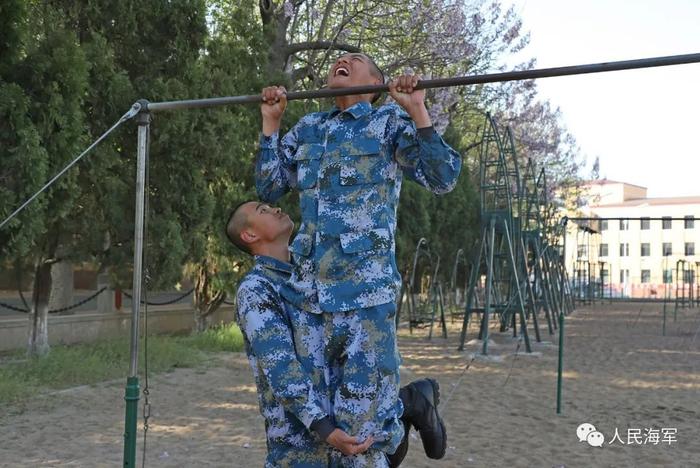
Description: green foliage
xmin=0 ymin=0 xmax=25 ymax=70
xmin=0 ymin=0 xmax=583 ymax=335
xmin=0 ymin=335 xmax=207 ymax=406
xmin=183 ymin=322 xmax=244 ymax=352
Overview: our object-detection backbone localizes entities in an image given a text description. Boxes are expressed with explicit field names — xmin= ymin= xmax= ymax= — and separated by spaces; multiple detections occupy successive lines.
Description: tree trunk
xmin=48 ymin=259 xmax=73 ymax=313
xmin=193 ymin=262 xmax=226 ymax=333
xmin=28 ymin=260 xmax=52 ymax=356
xmin=259 ymin=0 xmax=292 ymax=82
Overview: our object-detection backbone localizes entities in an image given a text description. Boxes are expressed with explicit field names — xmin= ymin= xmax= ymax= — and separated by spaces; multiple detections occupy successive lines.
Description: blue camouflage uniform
xmin=256 ymin=101 xmax=461 ymax=466
xmin=236 ymin=255 xmax=335 ymax=467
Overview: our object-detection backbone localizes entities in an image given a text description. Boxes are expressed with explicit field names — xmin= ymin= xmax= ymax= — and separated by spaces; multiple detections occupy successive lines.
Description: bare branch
xmin=291 ymin=65 xmax=315 ymax=82
xmin=284 ymin=40 xmax=361 ymax=57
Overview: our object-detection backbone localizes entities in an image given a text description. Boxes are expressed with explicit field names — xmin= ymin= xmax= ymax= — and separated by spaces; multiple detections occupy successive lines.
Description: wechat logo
xmin=577 ymin=423 xmax=604 ymax=447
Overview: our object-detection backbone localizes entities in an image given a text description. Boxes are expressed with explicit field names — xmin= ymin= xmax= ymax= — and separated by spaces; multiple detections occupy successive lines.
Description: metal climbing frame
xmin=397 ymin=238 xmax=447 ymax=339
xmin=458 ymin=114 xmax=535 ymax=354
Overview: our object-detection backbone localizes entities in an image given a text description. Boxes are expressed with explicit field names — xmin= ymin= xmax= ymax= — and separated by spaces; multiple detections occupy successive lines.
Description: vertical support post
xmin=458 ymin=232 xmax=485 ymax=351
xmin=561 ymin=218 xmax=568 ymax=315
xmin=123 ymin=104 xmax=150 ymax=468
xmin=556 ymin=309 xmax=565 ymax=414
xmin=662 ymin=296 xmax=667 ymax=336
xmin=502 ymin=219 xmax=532 ymax=353
xmin=482 ymin=218 xmax=497 ymax=355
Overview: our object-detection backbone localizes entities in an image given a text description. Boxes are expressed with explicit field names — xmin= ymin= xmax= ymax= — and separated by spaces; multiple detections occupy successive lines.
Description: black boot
xmin=387 ymin=418 xmax=410 ymax=468
xmin=400 ymin=378 xmax=447 ymax=459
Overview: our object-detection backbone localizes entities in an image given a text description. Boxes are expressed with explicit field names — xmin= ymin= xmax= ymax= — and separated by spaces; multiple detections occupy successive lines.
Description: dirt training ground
xmin=1 ymin=303 xmax=699 ymax=467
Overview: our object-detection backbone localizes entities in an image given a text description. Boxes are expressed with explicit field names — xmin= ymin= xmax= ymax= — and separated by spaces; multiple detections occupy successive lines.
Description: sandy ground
xmin=1 ymin=303 xmax=699 ymax=468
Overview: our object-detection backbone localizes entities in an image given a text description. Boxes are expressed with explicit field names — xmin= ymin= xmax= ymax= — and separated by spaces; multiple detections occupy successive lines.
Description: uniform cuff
xmin=310 ymin=416 xmax=335 ymax=441
xmin=260 ymin=131 xmax=279 ymax=149
xmin=417 ymin=126 xmax=437 ymax=140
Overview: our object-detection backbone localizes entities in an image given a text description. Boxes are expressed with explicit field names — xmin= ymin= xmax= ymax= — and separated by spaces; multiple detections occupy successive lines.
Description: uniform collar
xmin=254 ymin=255 xmax=293 ymax=275
xmin=329 ymin=101 xmax=372 ymax=119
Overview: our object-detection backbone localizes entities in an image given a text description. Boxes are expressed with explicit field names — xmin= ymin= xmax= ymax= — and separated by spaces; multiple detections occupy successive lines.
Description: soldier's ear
xmin=240 ymin=229 xmax=257 ymax=244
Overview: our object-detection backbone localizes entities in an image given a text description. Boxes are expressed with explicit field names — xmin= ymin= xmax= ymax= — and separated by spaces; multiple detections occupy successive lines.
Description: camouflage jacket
xmin=257 ymin=101 xmax=462 ymax=313
xmin=235 ymin=255 xmax=333 ymax=445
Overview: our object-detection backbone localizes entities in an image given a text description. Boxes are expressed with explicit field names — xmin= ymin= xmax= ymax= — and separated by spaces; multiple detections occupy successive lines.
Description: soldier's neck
xmin=335 ymin=94 xmax=372 ymax=111
xmin=255 ymin=240 xmax=290 ymax=264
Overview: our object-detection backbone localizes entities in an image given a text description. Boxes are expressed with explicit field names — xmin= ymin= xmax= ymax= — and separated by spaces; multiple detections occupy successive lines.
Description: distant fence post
xmin=97 ymin=273 xmax=114 ymax=313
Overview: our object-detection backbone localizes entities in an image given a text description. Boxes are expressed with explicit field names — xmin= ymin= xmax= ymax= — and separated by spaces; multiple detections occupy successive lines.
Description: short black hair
xmin=225 ymin=200 xmax=256 ymax=256
xmin=363 ymin=53 xmax=385 ymax=104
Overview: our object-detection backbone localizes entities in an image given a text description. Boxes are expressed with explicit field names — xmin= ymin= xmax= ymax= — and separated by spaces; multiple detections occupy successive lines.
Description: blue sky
xmin=506 ymin=0 xmax=700 ymax=197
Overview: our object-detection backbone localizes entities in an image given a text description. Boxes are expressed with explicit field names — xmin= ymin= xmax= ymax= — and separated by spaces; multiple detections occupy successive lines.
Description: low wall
xmin=0 ymin=305 xmax=236 ymax=352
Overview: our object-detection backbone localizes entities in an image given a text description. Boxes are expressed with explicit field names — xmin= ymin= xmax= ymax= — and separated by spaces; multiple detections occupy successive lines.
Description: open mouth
xmin=335 ymin=66 xmax=350 ymax=77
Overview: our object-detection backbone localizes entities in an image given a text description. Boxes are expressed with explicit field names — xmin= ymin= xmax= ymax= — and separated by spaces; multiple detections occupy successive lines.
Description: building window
xmin=600 ymin=219 xmax=608 ymax=231
xmin=601 ymin=269 xmax=609 ymax=283
xmin=663 ymin=269 xmax=673 ymax=284
xmin=619 ymin=219 xmax=629 ymax=230
xmin=619 ymin=243 xmax=629 ymax=256
xmin=599 ymin=243 xmax=608 ymax=257
xmin=684 ymin=270 xmax=695 ymax=284
xmin=620 ymin=269 xmax=629 ymax=283
xmin=663 ymin=242 xmax=672 ymax=256
xmin=686 ymin=242 xmax=695 ymax=256
xmin=641 ymin=270 xmax=651 ymax=283
xmin=662 ymin=217 xmax=672 ymax=229
xmin=577 ymin=244 xmax=586 ymax=258
xmin=640 ymin=217 xmax=650 ymax=230
xmin=685 ymin=216 xmax=695 ymax=229
xmin=640 ymin=243 xmax=650 ymax=257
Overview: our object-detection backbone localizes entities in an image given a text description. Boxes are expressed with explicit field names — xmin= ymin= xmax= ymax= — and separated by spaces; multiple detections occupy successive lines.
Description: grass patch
xmin=183 ymin=322 xmax=244 ymax=352
xmin=0 ymin=323 xmax=244 ymax=407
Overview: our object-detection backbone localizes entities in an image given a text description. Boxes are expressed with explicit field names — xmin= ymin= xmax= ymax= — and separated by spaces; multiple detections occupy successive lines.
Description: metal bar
xmin=129 ymin=111 xmax=149 ymax=377
xmin=556 ymin=310 xmax=565 ymax=414
xmin=502 ymin=219 xmax=532 ymax=353
xmin=123 ymin=107 xmax=150 ymax=468
xmin=482 ymin=218 xmax=497 ymax=355
xmin=145 ymin=52 xmax=700 ymax=112
xmin=567 ymin=217 xmax=695 ymax=221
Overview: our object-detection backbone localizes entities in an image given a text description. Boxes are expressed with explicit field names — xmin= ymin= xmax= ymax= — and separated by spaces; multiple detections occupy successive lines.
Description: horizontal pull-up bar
xmin=146 ymin=52 xmax=700 ymax=112
xmin=566 ymin=217 xmax=696 ymax=222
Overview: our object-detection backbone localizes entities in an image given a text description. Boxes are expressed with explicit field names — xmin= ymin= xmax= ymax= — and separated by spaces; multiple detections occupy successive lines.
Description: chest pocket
xmin=289 ymin=232 xmax=313 ymax=257
xmin=339 ymin=138 xmax=390 ymax=186
xmin=294 ymin=144 xmax=323 ymax=190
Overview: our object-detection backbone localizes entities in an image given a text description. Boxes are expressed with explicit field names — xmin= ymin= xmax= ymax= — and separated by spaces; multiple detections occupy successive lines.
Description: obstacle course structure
xmin=457 ymin=114 xmax=573 ymax=354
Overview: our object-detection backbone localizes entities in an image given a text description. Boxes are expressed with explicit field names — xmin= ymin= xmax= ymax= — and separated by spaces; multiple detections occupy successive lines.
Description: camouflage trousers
xmin=266 ymin=438 xmax=331 ymax=468
xmin=286 ymin=301 xmax=403 ymax=467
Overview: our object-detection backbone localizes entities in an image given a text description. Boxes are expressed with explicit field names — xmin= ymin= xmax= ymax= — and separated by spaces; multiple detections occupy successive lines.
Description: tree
xmin=1 ymin=3 xmax=90 ymax=356
xmin=0 ymin=0 xmax=222 ymax=352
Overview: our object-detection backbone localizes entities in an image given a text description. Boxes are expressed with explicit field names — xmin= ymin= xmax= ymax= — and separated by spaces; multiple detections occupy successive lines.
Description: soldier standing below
xmin=257 ymin=53 xmax=461 ymax=466
xmin=229 ymin=201 xmax=448 ymax=467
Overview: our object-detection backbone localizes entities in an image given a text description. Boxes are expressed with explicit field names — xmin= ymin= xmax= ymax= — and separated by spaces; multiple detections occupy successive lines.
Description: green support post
xmin=123 ymin=105 xmax=150 ymax=468
xmin=556 ymin=310 xmax=565 ymax=414
xmin=123 ymin=376 xmax=140 ymax=466
xmin=662 ymin=298 xmax=667 ymax=336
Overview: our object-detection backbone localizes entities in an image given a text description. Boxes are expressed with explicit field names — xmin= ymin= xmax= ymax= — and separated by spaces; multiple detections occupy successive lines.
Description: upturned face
xmin=240 ymin=202 xmax=294 ymax=244
xmin=327 ymin=53 xmax=381 ymax=89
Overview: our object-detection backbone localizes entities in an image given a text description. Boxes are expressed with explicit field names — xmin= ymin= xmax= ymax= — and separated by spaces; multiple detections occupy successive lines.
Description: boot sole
xmin=424 ymin=378 xmax=447 ymax=460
